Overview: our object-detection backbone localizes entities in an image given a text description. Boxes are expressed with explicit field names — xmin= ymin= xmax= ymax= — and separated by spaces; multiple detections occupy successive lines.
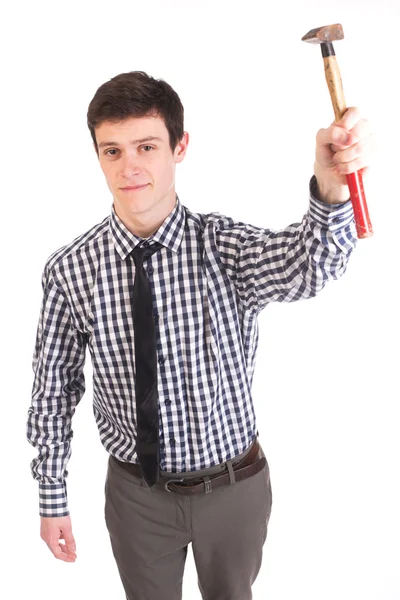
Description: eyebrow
xmin=98 ymin=136 xmax=163 ymax=149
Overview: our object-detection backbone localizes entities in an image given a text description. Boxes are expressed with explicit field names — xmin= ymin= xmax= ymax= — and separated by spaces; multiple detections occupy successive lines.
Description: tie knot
xmin=132 ymin=242 xmax=163 ymax=267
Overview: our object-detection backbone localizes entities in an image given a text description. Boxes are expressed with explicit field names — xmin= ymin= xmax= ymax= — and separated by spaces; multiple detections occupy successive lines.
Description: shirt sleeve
xmin=208 ymin=175 xmax=357 ymax=313
xmin=26 ymin=262 xmax=87 ymax=517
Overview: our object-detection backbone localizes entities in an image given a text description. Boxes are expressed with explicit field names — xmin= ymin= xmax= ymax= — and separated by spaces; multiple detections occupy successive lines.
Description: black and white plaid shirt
xmin=26 ymin=177 xmax=357 ymax=517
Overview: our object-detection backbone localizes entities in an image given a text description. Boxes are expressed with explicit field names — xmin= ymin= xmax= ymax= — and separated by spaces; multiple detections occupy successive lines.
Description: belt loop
xmin=203 ymin=476 xmax=212 ymax=493
xmin=226 ymin=459 xmax=236 ymax=484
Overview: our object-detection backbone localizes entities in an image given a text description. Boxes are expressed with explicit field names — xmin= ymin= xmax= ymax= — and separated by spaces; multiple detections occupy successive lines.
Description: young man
xmin=27 ymin=71 xmax=372 ymax=599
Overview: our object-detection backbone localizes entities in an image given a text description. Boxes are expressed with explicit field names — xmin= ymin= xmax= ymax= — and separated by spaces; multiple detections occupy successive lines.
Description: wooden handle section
xmin=323 ymin=55 xmax=373 ymax=238
xmin=323 ymin=56 xmax=347 ymax=121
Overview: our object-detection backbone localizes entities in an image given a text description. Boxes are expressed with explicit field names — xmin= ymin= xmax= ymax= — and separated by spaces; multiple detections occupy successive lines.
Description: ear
xmin=174 ymin=132 xmax=189 ymax=164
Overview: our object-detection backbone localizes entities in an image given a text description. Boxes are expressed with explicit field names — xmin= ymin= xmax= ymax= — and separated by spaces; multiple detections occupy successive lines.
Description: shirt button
xmin=147 ymin=266 xmax=154 ymax=274
xmin=165 ymin=399 xmax=171 ymax=406
xmin=332 ymin=217 xmax=340 ymax=223
xmin=169 ymin=438 xmax=176 ymax=445
xmin=158 ymin=355 xmax=165 ymax=365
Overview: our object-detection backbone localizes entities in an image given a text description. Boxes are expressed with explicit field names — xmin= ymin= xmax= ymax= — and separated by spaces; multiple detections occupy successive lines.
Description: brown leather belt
xmin=111 ymin=438 xmax=267 ymax=495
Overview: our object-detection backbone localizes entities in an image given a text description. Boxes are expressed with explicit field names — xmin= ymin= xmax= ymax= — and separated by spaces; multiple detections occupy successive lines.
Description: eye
xmin=104 ymin=148 xmax=119 ymax=156
xmin=141 ymin=145 xmax=154 ymax=152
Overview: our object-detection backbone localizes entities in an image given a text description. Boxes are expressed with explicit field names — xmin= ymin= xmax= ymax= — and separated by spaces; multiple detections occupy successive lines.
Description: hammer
xmin=302 ymin=24 xmax=373 ymax=239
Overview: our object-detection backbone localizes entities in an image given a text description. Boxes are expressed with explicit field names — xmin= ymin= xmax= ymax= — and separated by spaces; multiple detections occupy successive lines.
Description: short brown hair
xmin=87 ymin=71 xmax=184 ymax=154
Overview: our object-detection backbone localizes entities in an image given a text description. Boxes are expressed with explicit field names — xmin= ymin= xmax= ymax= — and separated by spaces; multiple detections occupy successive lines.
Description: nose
xmin=120 ymin=152 xmax=142 ymax=179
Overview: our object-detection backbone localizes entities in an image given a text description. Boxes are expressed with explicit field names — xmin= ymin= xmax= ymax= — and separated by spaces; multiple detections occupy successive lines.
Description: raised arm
xmin=209 ymin=182 xmax=356 ymax=313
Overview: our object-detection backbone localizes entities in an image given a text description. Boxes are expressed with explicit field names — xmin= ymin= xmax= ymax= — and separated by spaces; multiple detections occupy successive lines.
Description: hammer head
xmin=302 ymin=24 xmax=344 ymax=44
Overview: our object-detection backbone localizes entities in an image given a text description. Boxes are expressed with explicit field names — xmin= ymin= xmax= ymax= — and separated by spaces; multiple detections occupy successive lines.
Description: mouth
xmin=120 ymin=184 xmax=149 ymax=191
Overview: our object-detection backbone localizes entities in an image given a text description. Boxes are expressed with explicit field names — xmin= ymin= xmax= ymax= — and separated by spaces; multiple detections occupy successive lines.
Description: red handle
xmin=346 ymin=170 xmax=373 ymax=239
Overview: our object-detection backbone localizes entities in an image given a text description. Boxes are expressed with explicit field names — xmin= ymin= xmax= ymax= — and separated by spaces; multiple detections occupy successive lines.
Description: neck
xmin=113 ymin=191 xmax=176 ymax=238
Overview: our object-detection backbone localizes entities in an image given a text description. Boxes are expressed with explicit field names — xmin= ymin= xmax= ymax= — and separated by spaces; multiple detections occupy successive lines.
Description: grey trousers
xmin=104 ymin=441 xmax=272 ymax=600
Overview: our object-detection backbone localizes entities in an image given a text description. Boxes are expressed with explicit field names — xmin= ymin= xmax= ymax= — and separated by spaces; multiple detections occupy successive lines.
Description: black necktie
xmin=131 ymin=241 xmax=163 ymax=487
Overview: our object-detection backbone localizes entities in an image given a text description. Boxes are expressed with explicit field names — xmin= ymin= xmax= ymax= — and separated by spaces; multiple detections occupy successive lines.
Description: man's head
xmin=87 ymin=71 xmax=188 ymax=236
xmin=87 ymin=71 xmax=185 ymax=155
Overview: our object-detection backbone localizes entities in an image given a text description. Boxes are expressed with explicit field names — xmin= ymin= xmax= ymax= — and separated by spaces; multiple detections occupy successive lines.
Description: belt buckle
xmin=164 ymin=478 xmax=185 ymax=493
xmin=165 ymin=475 xmax=213 ymax=494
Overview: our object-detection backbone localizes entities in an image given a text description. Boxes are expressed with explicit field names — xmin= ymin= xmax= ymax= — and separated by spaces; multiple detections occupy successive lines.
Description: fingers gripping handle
xmin=324 ymin=54 xmax=373 ymax=238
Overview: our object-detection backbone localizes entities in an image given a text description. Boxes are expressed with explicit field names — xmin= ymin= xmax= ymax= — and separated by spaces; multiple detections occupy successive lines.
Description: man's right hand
xmin=40 ymin=515 xmax=77 ymax=562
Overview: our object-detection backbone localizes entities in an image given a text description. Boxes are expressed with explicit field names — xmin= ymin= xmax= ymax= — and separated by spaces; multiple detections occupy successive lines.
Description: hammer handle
xmin=323 ymin=56 xmax=373 ymax=238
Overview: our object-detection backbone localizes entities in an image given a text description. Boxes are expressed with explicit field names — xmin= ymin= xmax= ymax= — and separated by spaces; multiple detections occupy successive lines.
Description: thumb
xmin=333 ymin=106 xmax=361 ymax=132
xmin=62 ymin=527 xmax=77 ymax=553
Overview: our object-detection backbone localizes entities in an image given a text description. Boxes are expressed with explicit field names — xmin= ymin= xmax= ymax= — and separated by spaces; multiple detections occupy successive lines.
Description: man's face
xmin=95 ymin=115 xmax=188 ymax=219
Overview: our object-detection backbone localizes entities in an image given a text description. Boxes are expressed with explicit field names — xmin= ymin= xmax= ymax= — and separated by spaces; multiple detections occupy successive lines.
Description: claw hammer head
xmin=301 ymin=23 xmax=344 ymax=44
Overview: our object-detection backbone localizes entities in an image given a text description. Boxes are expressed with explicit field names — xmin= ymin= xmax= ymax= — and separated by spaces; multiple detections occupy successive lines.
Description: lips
xmin=120 ymin=184 xmax=149 ymax=191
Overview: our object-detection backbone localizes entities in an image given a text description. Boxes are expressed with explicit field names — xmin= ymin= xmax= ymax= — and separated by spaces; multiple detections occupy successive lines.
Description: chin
xmin=117 ymin=194 xmax=157 ymax=213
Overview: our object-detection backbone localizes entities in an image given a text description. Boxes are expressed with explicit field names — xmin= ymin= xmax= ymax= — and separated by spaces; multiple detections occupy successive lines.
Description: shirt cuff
xmin=39 ymin=481 xmax=69 ymax=518
xmin=309 ymin=175 xmax=355 ymax=233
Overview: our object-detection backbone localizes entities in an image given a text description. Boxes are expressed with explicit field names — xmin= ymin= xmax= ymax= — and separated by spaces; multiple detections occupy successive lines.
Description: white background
xmin=1 ymin=0 xmax=399 ymax=598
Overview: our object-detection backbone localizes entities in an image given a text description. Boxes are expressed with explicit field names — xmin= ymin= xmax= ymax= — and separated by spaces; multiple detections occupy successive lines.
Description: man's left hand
xmin=314 ymin=107 xmax=373 ymax=204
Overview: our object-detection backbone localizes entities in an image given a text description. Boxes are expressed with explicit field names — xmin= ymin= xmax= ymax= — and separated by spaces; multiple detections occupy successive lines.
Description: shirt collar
xmin=109 ymin=194 xmax=186 ymax=260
